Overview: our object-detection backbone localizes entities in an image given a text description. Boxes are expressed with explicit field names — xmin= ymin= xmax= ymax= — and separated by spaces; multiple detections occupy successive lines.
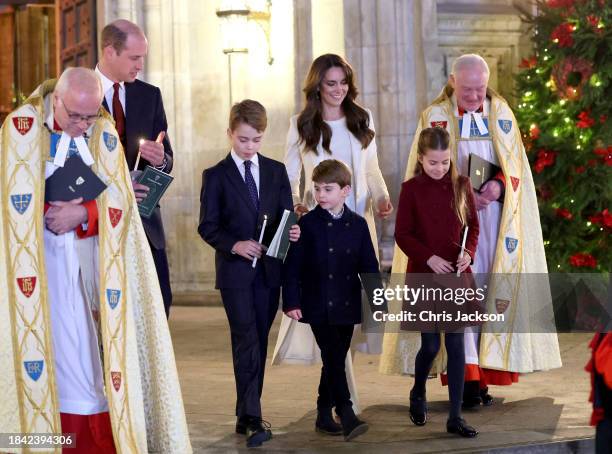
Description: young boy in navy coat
xmin=198 ymin=100 xmax=300 ymax=448
xmin=282 ymin=159 xmax=382 ymax=441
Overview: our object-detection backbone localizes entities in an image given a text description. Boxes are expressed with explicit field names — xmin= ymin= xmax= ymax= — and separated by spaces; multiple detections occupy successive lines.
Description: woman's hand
xmin=286 ymin=309 xmax=302 ymax=320
xmin=376 ymin=197 xmax=393 ymax=219
xmin=426 ymin=255 xmax=454 ymax=274
xmin=294 ymin=203 xmax=309 ymax=218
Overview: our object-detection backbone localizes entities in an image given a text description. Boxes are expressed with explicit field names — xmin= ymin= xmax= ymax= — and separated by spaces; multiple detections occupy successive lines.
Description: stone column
xmin=343 ymin=0 xmax=433 ymax=267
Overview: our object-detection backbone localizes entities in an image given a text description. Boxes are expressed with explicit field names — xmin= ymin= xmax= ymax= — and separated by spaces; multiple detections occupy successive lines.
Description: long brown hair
xmin=297 ymin=54 xmax=374 ymax=154
xmin=413 ymin=127 xmax=469 ymax=226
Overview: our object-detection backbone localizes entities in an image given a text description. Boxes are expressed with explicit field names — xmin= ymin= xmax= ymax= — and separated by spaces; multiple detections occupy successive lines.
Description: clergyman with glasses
xmin=0 ymin=67 xmax=191 ymax=453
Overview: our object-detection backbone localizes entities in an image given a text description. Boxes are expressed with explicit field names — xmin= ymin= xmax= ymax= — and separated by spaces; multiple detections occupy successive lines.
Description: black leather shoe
xmin=246 ymin=418 xmax=272 ymax=448
xmin=315 ymin=409 xmax=343 ymax=435
xmin=409 ymin=392 xmax=427 ymax=426
xmin=339 ymin=407 xmax=369 ymax=441
xmin=480 ymin=387 xmax=494 ymax=406
xmin=447 ymin=417 xmax=478 ymax=438
xmin=236 ymin=415 xmax=249 ymax=434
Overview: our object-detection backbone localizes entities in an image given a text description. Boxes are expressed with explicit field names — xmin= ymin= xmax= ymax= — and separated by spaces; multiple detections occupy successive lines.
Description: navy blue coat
xmin=198 ymin=153 xmax=293 ymax=289
xmin=282 ymin=205 xmax=381 ymax=325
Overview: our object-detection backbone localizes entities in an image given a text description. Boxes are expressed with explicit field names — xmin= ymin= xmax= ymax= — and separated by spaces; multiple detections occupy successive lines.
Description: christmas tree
xmin=515 ymin=0 xmax=611 ymax=272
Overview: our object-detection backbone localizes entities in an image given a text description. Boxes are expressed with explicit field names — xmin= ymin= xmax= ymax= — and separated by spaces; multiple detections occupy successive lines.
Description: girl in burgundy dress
xmin=394 ymin=127 xmax=480 ymax=437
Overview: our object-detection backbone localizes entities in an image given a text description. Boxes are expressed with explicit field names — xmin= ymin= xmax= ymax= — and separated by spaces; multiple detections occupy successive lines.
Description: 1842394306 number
xmin=0 ymin=433 xmax=76 ymax=449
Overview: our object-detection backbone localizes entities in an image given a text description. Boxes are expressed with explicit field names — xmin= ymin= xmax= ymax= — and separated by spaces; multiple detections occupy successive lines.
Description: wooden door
xmin=57 ymin=0 xmax=96 ymax=70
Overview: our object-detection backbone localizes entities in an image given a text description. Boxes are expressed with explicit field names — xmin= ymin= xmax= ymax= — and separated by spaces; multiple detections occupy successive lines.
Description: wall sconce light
xmin=216 ymin=0 xmax=273 ymax=65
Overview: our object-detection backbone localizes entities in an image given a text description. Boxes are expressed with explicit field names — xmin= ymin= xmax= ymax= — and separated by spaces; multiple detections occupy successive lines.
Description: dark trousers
xmin=220 ymin=270 xmax=279 ymax=419
xmin=310 ymin=323 xmax=354 ymax=412
xmin=596 ymin=418 xmax=612 ymax=454
xmin=148 ymin=241 xmax=172 ymax=318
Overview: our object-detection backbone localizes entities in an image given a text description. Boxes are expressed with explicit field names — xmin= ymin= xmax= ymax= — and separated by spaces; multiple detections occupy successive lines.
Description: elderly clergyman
xmin=0 ymin=67 xmax=191 ymax=453
xmin=380 ymin=54 xmax=561 ymax=408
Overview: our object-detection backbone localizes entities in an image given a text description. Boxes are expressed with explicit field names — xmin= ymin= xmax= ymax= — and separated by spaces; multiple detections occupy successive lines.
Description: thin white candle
xmin=457 ymin=226 xmax=469 ymax=277
xmin=252 ymin=214 xmax=268 ymax=268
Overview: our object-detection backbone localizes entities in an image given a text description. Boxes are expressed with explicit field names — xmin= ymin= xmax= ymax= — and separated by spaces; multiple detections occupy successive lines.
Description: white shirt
xmin=324 ymin=116 xmax=357 ymax=211
xmin=230 ymin=149 xmax=260 ymax=195
xmin=95 ymin=66 xmax=125 ymax=116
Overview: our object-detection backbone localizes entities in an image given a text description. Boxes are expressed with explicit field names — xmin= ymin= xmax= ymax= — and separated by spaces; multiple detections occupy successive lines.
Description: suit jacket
xmin=282 ymin=205 xmax=382 ymax=325
xmin=102 ymin=79 xmax=173 ymax=250
xmin=198 ymin=153 xmax=294 ymax=289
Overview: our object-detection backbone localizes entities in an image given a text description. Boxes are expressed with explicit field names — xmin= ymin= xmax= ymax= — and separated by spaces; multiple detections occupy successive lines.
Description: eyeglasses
xmin=58 ymin=97 xmax=100 ymax=123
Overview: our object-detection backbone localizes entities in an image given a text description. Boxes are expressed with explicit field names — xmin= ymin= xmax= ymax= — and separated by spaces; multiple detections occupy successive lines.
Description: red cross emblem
xmin=111 ymin=371 xmax=122 ymax=391
xmin=510 ymin=177 xmax=520 ymax=192
xmin=12 ymin=117 xmax=34 ymax=136
xmin=108 ymin=208 xmax=123 ymax=228
xmin=430 ymin=121 xmax=448 ymax=129
xmin=17 ymin=276 xmax=37 ymax=298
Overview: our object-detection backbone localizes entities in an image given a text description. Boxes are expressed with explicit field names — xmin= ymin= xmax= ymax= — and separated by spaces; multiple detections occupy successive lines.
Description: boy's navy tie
xmin=244 ymin=160 xmax=259 ymax=210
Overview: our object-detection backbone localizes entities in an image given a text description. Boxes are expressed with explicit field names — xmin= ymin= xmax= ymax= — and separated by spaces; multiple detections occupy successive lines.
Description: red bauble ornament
xmin=530 ymin=124 xmax=541 ymax=139
xmin=577 ymin=110 xmax=596 ymax=129
xmin=594 ymin=147 xmax=612 ymax=166
xmin=551 ymin=23 xmax=575 ymax=47
xmin=569 ymin=253 xmax=597 ymax=269
xmin=588 ymin=209 xmax=612 ymax=229
xmin=556 ymin=208 xmax=573 ymax=220
xmin=519 ymin=56 xmax=538 ymax=69
xmin=534 ymin=150 xmax=557 ymax=173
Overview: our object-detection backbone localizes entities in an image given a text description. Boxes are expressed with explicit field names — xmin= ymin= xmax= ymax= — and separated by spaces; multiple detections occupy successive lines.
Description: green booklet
xmin=136 ymin=165 xmax=174 ymax=218
xmin=266 ymin=210 xmax=298 ymax=262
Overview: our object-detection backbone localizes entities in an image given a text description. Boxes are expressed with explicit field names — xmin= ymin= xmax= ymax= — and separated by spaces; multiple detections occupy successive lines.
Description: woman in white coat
xmin=272 ymin=54 xmax=392 ymax=412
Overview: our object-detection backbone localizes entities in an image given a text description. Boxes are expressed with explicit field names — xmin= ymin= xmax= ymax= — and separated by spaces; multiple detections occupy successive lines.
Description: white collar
xmin=95 ymin=65 xmax=124 ymax=94
xmin=452 ymin=94 xmax=490 ymax=138
xmin=231 ymin=149 xmax=259 ymax=168
xmin=326 ymin=205 xmax=345 ymax=219
xmin=45 ymin=94 xmax=94 ymax=167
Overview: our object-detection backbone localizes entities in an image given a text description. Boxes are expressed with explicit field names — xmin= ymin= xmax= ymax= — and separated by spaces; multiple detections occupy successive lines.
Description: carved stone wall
xmin=435 ymin=1 xmax=534 ymax=103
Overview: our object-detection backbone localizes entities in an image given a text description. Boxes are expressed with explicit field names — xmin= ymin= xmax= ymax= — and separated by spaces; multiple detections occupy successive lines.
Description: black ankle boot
xmin=447 ymin=417 xmax=478 ymax=438
xmin=462 ymin=381 xmax=482 ymax=409
xmin=480 ymin=386 xmax=494 ymax=406
xmin=315 ymin=409 xmax=343 ymax=435
xmin=409 ymin=390 xmax=427 ymax=426
xmin=338 ymin=406 xmax=369 ymax=441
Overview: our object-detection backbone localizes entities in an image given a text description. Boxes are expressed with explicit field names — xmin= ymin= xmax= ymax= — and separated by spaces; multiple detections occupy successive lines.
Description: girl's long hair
xmin=297 ymin=54 xmax=374 ymax=154
xmin=413 ymin=127 xmax=470 ymax=226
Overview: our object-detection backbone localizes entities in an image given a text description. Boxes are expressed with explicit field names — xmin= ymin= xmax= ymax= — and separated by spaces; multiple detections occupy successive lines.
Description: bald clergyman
xmin=0 ymin=67 xmax=191 ymax=453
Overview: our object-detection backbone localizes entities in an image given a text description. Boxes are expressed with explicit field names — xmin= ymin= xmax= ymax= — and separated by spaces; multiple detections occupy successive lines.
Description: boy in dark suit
xmin=198 ymin=99 xmax=300 ymax=448
xmin=282 ymin=159 xmax=382 ymax=442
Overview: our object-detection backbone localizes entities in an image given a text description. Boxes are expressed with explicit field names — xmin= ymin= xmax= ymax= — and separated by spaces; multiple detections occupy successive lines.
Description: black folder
xmin=468 ymin=153 xmax=501 ymax=191
xmin=45 ymin=156 xmax=107 ymax=202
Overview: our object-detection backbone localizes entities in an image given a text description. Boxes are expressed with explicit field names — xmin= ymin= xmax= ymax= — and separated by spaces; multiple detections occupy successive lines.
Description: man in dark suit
xmin=96 ymin=19 xmax=173 ymax=317
xmin=198 ymin=100 xmax=300 ymax=448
